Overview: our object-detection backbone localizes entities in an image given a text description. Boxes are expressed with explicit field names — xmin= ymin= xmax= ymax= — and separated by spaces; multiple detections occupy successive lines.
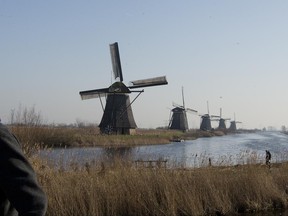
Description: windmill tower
xmin=200 ymin=114 xmax=211 ymax=131
xmin=199 ymin=101 xmax=212 ymax=131
xmin=79 ymin=42 xmax=168 ymax=135
xmin=168 ymin=87 xmax=197 ymax=131
xmin=229 ymin=113 xmax=241 ymax=131
xmin=217 ymin=108 xmax=231 ymax=130
xmin=199 ymin=101 xmax=219 ymax=131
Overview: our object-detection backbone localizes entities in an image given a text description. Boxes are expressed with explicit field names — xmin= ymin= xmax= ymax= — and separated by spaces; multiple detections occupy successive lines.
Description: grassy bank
xmin=32 ymin=156 xmax=288 ymax=216
xmin=9 ymin=125 xmax=235 ymax=149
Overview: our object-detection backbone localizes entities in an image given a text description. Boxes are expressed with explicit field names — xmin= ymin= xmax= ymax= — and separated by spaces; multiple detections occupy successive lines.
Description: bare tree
xmin=10 ymin=104 xmax=43 ymax=126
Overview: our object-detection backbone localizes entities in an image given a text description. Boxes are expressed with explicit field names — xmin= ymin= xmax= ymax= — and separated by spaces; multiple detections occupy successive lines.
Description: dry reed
xmin=30 ymin=156 xmax=288 ymax=216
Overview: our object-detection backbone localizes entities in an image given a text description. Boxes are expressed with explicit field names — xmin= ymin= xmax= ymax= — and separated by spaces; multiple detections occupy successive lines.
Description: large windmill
xmin=168 ymin=87 xmax=197 ymax=131
xmin=79 ymin=42 xmax=168 ymax=135
xmin=229 ymin=113 xmax=242 ymax=131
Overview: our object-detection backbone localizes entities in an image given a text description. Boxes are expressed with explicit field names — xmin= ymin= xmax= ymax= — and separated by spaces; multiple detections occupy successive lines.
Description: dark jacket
xmin=0 ymin=123 xmax=47 ymax=216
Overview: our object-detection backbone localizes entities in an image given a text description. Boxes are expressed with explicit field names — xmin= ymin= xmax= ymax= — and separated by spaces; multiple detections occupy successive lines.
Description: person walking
xmin=0 ymin=122 xmax=47 ymax=215
xmin=265 ymin=150 xmax=271 ymax=167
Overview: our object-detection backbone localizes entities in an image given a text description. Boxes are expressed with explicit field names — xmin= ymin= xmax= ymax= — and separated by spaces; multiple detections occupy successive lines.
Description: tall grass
xmin=30 ymin=156 xmax=288 ymax=216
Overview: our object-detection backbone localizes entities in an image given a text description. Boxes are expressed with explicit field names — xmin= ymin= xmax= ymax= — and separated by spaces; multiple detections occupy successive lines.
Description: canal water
xmin=39 ymin=131 xmax=288 ymax=169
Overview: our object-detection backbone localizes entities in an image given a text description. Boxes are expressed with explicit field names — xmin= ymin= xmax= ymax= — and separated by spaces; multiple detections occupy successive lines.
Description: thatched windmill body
xmin=79 ymin=42 xmax=168 ymax=135
xmin=216 ymin=108 xmax=231 ymax=130
xmin=200 ymin=114 xmax=212 ymax=131
xmin=199 ymin=101 xmax=219 ymax=131
xmin=168 ymin=87 xmax=197 ymax=131
xmin=229 ymin=113 xmax=242 ymax=131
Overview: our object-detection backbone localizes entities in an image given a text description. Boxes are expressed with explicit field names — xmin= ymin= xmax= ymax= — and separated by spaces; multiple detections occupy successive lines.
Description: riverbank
xmin=9 ymin=124 xmax=255 ymax=150
xmin=33 ymin=155 xmax=288 ymax=216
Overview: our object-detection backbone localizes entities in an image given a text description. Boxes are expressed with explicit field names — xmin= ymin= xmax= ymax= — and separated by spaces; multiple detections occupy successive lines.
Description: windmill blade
xmin=172 ymin=102 xmax=183 ymax=108
xmin=79 ymin=88 xmax=109 ymax=100
xmin=211 ymin=119 xmax=219 ymax=122
xmin=110 ymin=42 xmax=123 ymax=81
xmin=211 ymin=115 xmax=220 ymax=118
xmin=197 ymin=112 xmax=206 ymax=116
xmin=181 ymin=86 xmax=185 ymax=109
xmin=128 ymin=76 xmax=168 ymax=89
xmin=186 ymin=108 xmax=197 ymax=113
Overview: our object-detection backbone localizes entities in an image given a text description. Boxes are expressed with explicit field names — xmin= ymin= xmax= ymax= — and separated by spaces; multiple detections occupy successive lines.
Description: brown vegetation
xmin=6 ymin=105 xmax=248 ymax=150
xmin=31 ymin=156 xmax=288 ymax=216
xmin=9 ymin=124 xmax=233 ymax=150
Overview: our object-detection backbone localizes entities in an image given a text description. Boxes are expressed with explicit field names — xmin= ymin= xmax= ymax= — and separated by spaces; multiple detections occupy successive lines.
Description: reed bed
xmin=9 ymin=125 xmax=201 ymax=149
xmin=30 ymin=155 xmax=288 ymax=216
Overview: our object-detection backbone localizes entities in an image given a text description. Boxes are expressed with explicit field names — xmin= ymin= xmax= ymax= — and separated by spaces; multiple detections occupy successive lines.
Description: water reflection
xmin=103 ymin=147 xmax=133 ymax=161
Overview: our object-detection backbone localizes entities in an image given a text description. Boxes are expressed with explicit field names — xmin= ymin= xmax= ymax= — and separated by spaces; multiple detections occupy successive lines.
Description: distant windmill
xmin=79 ymin=42 xmax=168 ymax=135
xmin=215 ymin=108 xmax=231 ymax=130
xmin=199 ymin=101 xmax=219 ymax=131
xmin=229 ymin=113 xmax=242 ymax=131
xmin=168 ymin=87 xmax=197 ymax=131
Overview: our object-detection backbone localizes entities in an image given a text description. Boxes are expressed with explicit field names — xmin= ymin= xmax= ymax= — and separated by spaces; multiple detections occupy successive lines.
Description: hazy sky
xmin=1 ymin=1 xmax=288 ymax=130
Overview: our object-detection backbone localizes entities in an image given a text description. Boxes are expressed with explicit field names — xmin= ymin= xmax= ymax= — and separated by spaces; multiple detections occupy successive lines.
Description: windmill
xmin=215 ymin=108 xmax=231 ymax=130
xmin=79 ymin=42 xmax=168 ymax=135
xmin=168 ymin=87 xmax=197 ymax=131
xmin=199 ymin=101 xmax=219 ymax=131
xmin=229 ymin=113 xmax=242 ymax=131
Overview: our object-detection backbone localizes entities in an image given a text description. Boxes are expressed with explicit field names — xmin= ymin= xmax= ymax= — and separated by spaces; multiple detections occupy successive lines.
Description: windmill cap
xmin=108 ymin=82 xmax=131 ymax=93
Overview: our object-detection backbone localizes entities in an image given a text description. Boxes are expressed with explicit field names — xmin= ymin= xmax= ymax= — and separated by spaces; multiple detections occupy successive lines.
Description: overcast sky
xmin=1 ymin=1 xmax=288 ymax=130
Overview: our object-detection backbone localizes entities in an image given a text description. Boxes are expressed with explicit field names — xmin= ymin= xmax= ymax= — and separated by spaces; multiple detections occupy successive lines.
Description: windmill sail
xmin=80 ymin=88 xmax=109 ymax=100
xmin=129 ymin=76 xmax=168 ymax=89
xmin=80 ymin=82 xmax=132 ymax=100
xmin=186 ymin=108 xmax=197 ymax=113
xmin=110 ymin=42 xmax=123 ymax=81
